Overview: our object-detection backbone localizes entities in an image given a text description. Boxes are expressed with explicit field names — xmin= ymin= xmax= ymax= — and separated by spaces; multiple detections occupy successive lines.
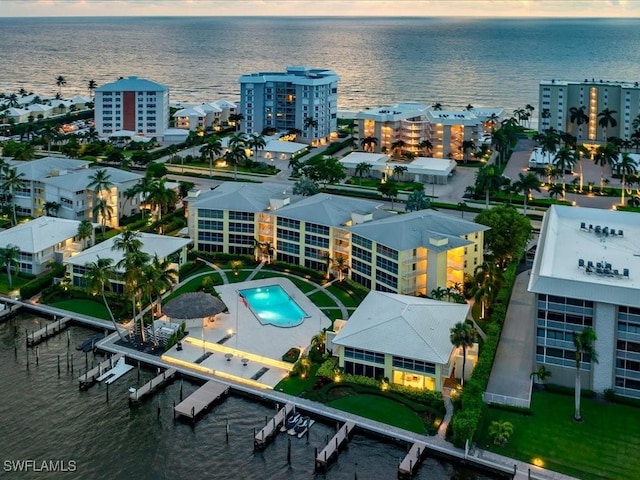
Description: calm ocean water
xmin=1 ymin=17 xmax=640 ymax=119
xmin=0 ymin=316 xmax=496 ymax=479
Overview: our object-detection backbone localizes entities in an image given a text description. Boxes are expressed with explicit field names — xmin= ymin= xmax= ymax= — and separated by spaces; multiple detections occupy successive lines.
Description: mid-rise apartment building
xmin=187 ymin=182 xmax=486 ymax=295
xmin=239 ymin=66 xmax=339 ymax=144
xmin=529 ymin=205 xmax=640 ymax=399
xmin=539 ymin=79 xmax=640 ymax=142
xmin=10 ymin=157 xmax=143 ymax=227
xmin=95 ymin=76 xmax=169 ymax=138
xmin=356 ymin=103 xmax=500 ymax=159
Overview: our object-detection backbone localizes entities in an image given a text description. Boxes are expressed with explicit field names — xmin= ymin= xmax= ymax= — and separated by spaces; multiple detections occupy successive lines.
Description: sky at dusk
xmin=1 ymin=0 xmax=638 ymax=18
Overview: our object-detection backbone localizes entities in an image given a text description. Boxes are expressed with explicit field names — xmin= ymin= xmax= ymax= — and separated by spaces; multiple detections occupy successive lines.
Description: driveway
xmin=484 ymin=271 xmax=535 ymax=406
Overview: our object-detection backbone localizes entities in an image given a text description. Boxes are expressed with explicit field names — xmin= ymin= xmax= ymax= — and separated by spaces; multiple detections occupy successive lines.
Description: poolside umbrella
xmin=162 ymin=292 xmax=227 ymax=320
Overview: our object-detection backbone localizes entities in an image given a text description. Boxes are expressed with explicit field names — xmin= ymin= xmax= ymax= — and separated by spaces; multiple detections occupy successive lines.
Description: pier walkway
xmin=78 ymin=352 xmax=123 ymax=389
xmin=173 ymin=379 xmax=229 ymax=422
xmin=398 ymin=441 xmax=428 ymax=479
xmin=130 ymin=367 xmax=177 ymax=405
xmin=315 ymin=421 xmax=355 ymax=471
xmin=254 ymin=402 xmax=294 ymax=449
xmin=26 ymin=316 xmax=71 ymax=347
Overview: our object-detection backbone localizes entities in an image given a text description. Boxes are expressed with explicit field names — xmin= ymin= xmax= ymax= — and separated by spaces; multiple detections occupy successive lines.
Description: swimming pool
xmin=238 ymin=285 xmax=308 ymax=328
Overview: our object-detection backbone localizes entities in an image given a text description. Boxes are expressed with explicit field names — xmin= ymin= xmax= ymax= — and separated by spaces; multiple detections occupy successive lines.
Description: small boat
xmin=128 ymin=387 xmax=137 ymax=394
xmin=281 ymin=412 xmax=302 ymax=432
xmin=76 ymin=333 xmax=104 ymax=352
xmin=297 ymin=419 xmax=315 ymax=439
xmin=289 ymin=416 xmax=310 ymax=436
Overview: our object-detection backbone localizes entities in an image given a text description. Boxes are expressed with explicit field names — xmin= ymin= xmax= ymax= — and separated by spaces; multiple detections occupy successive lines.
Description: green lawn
xmin=49 ymin=299 xmax=112 ymax=321
xmin=0 ymin=274 xmax=32 ymax=294
xmin=227 ymin=269 xmax=253 ymax=283
xmin=308 ymin=290 xmax=338 ymax=308
xmin=165 ymin=273 xmax=221 ymax=302
xmin=321 ymin=309 xmax=344 ymax=322
xmin=477 ymin=392 xmax=640 ymax=480
xmin=328 ymin=394 xmax=426 ymax=434
xmin=274 ymin=364 xmax=320 ymax=396
xmin=325 ymin=284 xmax=365 ymax=308
xmin=251 ymin=271 xmax=318 ymax=293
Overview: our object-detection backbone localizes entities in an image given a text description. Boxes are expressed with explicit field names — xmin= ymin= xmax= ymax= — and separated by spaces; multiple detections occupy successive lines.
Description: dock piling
xmin=173 ymin=401 xmax=176 ymax=421
xmin=157 ymin=404 xmax=160 ymax=419
xmin=106 ymin=381 xmax=109 ymax=402
xmin=84 ymin=351 xmax=88 ymax=370
xmin=226 ymin=419 xmax=229 ymax=442
xmin=57 ymin=355 xmax=60 ymax=376
xmin=137 ymin=361 xmax=140 ymax=381
xmin=25 ymin=344 xmax=29 ymax=370
xmin=287 ymin=437 xmax=291 ymax=465
xmin=36 ymin=347 xmax=39 ymax=366
xmin=180 ymin=379 xmax=183 ymax=401
xmin=14 ymin=342 xmax=17 ymax=360
xmin=71 ymin=354 xmax=74 ymax=374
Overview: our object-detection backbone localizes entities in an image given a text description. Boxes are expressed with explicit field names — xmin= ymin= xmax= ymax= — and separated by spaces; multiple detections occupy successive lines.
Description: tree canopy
xmin=475 ymin=205 xmax=531 ymax=265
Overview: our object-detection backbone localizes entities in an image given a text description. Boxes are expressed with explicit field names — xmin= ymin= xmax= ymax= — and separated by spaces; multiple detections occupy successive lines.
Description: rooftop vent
xmin=269 ymin=195 xmax=290 ymax=210
xmin=351 ymin=211 xmax=373 ymax=225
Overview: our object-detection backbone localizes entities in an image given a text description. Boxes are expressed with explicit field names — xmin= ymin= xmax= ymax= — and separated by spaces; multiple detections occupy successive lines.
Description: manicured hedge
xmin=19 ymin=264 xmax=65 ymax=300
xmin=449 ymin=256 xmax=523 ymax=447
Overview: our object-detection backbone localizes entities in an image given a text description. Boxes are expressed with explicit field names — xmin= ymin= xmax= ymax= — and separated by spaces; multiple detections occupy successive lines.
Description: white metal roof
xmin=339 ymin=152 xmax=389 ymax=167
xmin=0 ymin=216 xmax=84 ymax=254
xmin=528 ymin=205 xmax=640 ymax=307
xmin=263 ymin=140 xmax=307 ymax=154
xmin=65 ymin=232 xmax=191 ymax=270
xmin=332 ymin=291 xmax=469 ymax=364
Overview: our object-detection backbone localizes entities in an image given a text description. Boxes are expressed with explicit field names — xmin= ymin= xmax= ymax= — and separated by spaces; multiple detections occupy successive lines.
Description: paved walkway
xmin=197 ymin=257 xmax=229 ymax=284
xmin=485 ymin=271 xmax=536 ymax=407
xmin=245 ymin=260 xmax=266 ymax=281
xmin=437 ymin=387 xmax=454 ymax=440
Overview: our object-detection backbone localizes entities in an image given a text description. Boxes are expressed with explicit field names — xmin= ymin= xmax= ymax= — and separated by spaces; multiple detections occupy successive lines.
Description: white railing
xmin=483 ymin=390 xmax=531 ymax=409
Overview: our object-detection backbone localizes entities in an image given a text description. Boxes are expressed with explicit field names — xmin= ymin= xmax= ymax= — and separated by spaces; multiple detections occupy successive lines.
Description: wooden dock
xmin=315 ymin=421 xmax=356 ymax=471
xmin=78 ymin=352 xmax=123 ymax=389
xmin=173 ymin=379 xmax=229 ymax=422
xmin=129 ymin=368 xmax=177 ymax=405
xmin=253 ymin=402 xmax=294 ymax=450
xmin=0 ymin=303 xmax=21 ymax=322
xmin=398 ymin=441 xmax=428 ymax=479
xmin=26 ymin=316 xmax=71 ymax=347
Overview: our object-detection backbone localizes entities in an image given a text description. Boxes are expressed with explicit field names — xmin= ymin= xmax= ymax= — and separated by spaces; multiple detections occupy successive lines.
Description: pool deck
xmin=162 ymin=277 xmax=331 ymax=388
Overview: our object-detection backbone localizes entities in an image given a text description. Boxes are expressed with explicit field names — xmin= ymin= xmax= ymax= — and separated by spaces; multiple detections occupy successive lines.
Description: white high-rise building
xmin=239 ymin=66 xmax=339 ymax=144
xmin=539 ymin=79 xmax=640 ymax=143
xmin=94 ymin=76 xmax=169 ymax=139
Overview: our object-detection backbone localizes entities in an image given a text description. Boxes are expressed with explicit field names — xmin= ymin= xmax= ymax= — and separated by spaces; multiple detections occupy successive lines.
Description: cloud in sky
xmin=2 ymin=0 xmax=639 ymax=17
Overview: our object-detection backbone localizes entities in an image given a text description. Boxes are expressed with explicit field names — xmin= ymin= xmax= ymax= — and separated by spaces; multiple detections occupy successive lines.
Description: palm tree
xmin=449 ymin=321 xmax=477 ymax=386
xmin=431 ymin=102 xmax=442 ymax=111
xmin=573 ymin=327 xmax=598 ymax=421
xmin=418 ymin=139 xmax=433 ymax=157
xmin=200 ymin=135 xmax=222 ymax=178
xmin=144 ymin=178 xmax=176 ymax=225
xmin=359 ymin=136 xmax=378 ymax=153
xmin=390 ymin=139 xmax=406 ymax=158
xmin=76 ymin=219 xmax=94 ymax=249
xmin=144 ymin=254 xmax=178 ymax=331
xmin=553 ymin=147 xmax=576 ymax=199
xmin=87 ymin=168 xmax=113 ymax=200
xmin=569 ymin=105 xmax=589 ymax=135
xmin=44 ymin=201 xmax=61 ymax=217
xmin=87 ymin=79 xmax=97 ymax=98
xmin=598 ymin=108 xmax=618 ymax=141
xmin=0 ymin=244 xmax=20 ymax=289
xmin=113 ymin=230 xmax=149 ymax=343
xmin=247 ymin=133 xmax=267 ymax=161
xmin=229 ymin=113 xmax=244 ymax=132
xmin=473 ymin=262 xmax=502 ymax=319
xmin=224 ymin=133 xmax=248 ymax=180
xmin=392 ymin=165 xmax=407 ymax=180
xmin=475 ymin=165 xmax=504 ymax=207
xmin=2 ymin=166 xmax=25 ymax=226
xmin=548 ymin=183 xmax=564 ymax=202
xmin=354 ymin=161 xmax=371 ymax=185
xmin=93 ymin=198 xmax=113 ymax=237
xmin=465 ymin=103 xmax=474 ymax=111
xmin=461 ymin=139 xmax=476 ymax=162
xmin=83 ymin=257 xmax=127 ymax=342
xmin=332 ymin=256 xmax=349 ymax=282
xmin=530 ymin=365 xmax=552 ymax=388
xmin=430 ymin=286 xmax=448 ymax=300
xmin=303 ymin=116 xmax=318 ymax=139
xmin=56 ymin=75 xmax=67 ymax=97
xmin=512 ymin=172 xmax=541 ymax=215
xmin=488 ymin=421 xmax=514 ymax=447
xmin=594 ymin=142 xmax=618 ymax=193
xmin=614 ymin=152 xmax=638 ymax=205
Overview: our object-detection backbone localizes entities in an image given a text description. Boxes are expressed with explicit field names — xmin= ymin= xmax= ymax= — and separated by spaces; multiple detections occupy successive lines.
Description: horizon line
xmin=1 ymin=14 xmax=638 ymax=19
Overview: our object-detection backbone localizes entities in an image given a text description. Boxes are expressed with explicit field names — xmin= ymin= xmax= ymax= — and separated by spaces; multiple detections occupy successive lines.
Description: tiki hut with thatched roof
xmin=162 ymin=292 xmax=227 ymax=327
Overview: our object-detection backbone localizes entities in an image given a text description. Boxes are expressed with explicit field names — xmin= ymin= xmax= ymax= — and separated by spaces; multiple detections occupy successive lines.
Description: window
xmin=352 ymin=246 xmax=372 ymax=263
xmin=351 ymin=259 xmax=371 ymax=276
xmin=392 ymin=356 xmax=435 ymax=374
xmin=376 ymin=270 xmax=398 ymax=289
xmin=277 ymin=228 xmax=299 ymax=242
xmin=304 ymin=234 xmax=329 ymax=248
xmin=198 ymin=220 xmax=223 ymax=230
xmin=376 ymin=256 xmax=398 ymax=275
xmin=352 ymin=235 xmax=372 ymax=249
xmin=199 ymin=209 xmax=223 ymax=219
xmin=229 ymin=211 xmax=254 ymax=221
xmin=344 ymin=347 xmax=384 ymax=364
xmin=277 ymin=217 xmax=300 ymax=229
xmin=198 ymin=231 xmax=223 ymax=243
xmin=376 ymin=243 xmax=398 ymax=260
xmin=229 ymin=222 xmax=254 ymax=233
xmin=306 ymin=222 xmax=329 ymax=235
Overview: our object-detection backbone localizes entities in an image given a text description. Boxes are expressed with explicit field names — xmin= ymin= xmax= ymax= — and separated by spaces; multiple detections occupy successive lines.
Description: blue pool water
xmin=239 ymin=285 xmax=308 ymax=327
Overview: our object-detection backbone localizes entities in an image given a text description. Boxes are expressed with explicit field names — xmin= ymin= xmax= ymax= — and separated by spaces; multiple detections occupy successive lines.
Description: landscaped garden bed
xmin=282 ymin=347 xmax=301 ymax=363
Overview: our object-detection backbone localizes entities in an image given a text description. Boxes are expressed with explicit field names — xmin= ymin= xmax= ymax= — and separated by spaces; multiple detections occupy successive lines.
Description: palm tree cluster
xmin=83 ymin=230 xmax=178 ymax=346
